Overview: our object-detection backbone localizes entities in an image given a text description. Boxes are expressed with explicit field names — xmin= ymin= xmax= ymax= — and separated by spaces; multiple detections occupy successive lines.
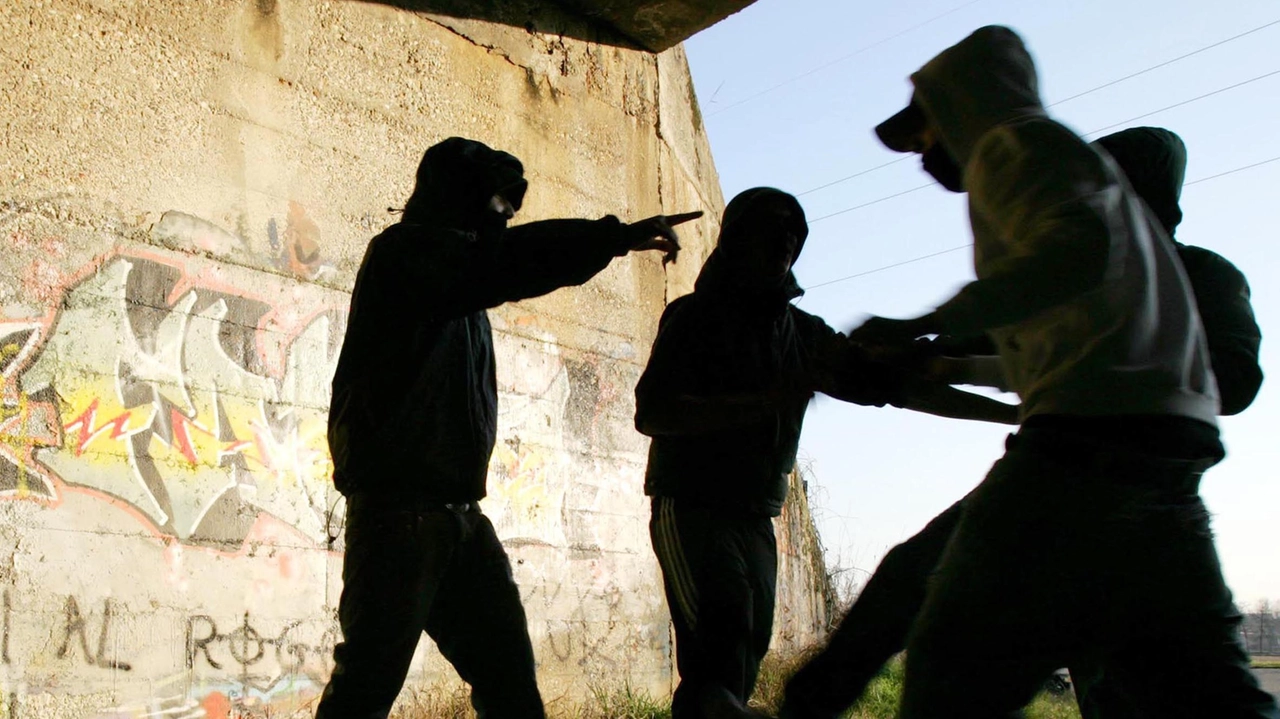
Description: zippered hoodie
xmin=906 ymin=26 xmax=1219 ymax=424
xmin=328 ymin=138 xmax=634 ymax=502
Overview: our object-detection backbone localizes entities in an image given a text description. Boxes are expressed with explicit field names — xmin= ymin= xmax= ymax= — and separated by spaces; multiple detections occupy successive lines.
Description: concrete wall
xmin=0 ymin=1 xmax=829 ymax=716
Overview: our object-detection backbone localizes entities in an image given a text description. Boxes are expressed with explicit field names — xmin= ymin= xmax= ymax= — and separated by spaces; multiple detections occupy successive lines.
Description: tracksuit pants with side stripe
xmin=650 ymin=496 xmax=778 ymax=718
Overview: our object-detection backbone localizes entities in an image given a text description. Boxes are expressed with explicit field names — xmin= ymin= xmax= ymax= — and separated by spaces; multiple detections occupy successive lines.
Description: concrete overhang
xmin=359 ymin=0 xmax=758 ymax=51
xmin=554 ymin=0 xmax=758 ymax=51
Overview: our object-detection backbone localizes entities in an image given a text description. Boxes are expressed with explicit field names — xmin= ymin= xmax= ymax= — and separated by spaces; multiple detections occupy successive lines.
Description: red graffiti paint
xmin=63 ymin=399 xmax=133 ymax=457
xmin=200 ymin=691 xmax=232 ymax=719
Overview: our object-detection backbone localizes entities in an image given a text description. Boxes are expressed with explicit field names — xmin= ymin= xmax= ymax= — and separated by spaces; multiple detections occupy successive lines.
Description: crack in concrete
xmin=423 ymin=15 xmax=530 ymax=73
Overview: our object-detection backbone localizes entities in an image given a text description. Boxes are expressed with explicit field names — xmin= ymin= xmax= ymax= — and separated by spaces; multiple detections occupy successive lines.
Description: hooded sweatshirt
xmin=635 ymin=188 xmax=906 ymax=517
xmin=911 ymin=26 xmax=1218 ymax=425
xmin=328 ymin=138 xmax=634 ymax=503
xmin=1094 ymin=127 xmax=1263 ymax=415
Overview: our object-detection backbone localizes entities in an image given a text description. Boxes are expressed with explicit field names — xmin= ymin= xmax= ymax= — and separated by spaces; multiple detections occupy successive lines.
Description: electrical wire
xmin=707 ymin=0 xmax=987 ymax=117
xmin=787 ymin=18 xmax=1280 ymax=199
xmin=803 ymin=153 xmax=1280 ymax=292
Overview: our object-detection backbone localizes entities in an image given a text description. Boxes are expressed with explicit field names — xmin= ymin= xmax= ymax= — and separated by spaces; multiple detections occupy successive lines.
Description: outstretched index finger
xmin=662 ymin=211 xmax=703 ymax=226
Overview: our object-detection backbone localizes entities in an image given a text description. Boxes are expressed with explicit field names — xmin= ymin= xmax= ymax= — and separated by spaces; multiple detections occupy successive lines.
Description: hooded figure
xmin=840 ymin=27 xmax=1279 ymax=719
xmin=1095 ymin=127 xmax=1263 ymax=415
xmin=635 ymin=188 xmax=1016 ymax=719
xmin=637 ymin=188 xmax=904 ymax=516
xmin=319 ymin=137 xmax=695 ymax=719
xmin=780 ymin=125 xmax=1268 ymax=719
xmin=635 ymin=188 xmax=904 ymax=719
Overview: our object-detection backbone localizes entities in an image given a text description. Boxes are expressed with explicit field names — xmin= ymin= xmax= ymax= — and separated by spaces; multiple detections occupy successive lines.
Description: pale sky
xmin=684 ymin=0 xmax=1280 ymax=605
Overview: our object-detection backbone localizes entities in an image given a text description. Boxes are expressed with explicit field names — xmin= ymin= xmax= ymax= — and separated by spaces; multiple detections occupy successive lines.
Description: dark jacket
xmin=635 ymin=188 xmax=905 ymax=517
xmin=1095 ymin=127 xmax=1263 ymax=415
xmin=1175 ymin=244 xmax=1263 ymax=415
xmin=328 ymin=138 xmax=633 ymax=502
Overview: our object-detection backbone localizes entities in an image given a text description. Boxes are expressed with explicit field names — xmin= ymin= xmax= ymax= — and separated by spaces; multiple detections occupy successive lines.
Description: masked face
xmin=473 ymin=193 xmax=514 ymax=237
xmin=487 ymin=193 xmax=516 ymax=219
xmin=731 ymin=198 xmax=801 ymax=288
xmin=921 ymin=142 xmax=965 ymax=193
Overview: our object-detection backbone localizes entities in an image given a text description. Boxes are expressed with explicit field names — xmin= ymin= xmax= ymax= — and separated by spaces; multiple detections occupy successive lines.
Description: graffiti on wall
xmin=2 ymin=589 xmax=132 ymax=672
xmin=87 ymin=608 xmax=339 ymax=719
xmin=3 ymin=585 xmax=338 ymax=718
xmin=0 ymin=211 xmax=347 ymax=548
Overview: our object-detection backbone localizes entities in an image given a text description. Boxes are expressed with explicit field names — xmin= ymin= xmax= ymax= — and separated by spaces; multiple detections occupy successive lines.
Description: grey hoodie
xmin=912 ymin=27 xmax=1219 ymax=424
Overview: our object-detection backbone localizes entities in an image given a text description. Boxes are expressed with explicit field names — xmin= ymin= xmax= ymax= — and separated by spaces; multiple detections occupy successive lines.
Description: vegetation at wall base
xmin=749 ymin=652 xmax=1082 ymax=719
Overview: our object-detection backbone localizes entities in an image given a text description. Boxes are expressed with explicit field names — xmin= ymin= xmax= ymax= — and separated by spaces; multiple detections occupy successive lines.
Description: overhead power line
xmin=707 ymin=0 xmax=986 ymax=117
xmin=789 ymin=17 xmax=1280 ymax=199
xmin=806 ymin=68 xmax=1280 ymax=223
xmin=797 ymin=157 xmax=910 ymax=197
xmin=1048 ymin=18 xmax=1280 ymax=108
xmin=1086 ymin=68 xmax=1280 ymax=136
xmin=803 ymin=153 xmax=1280 ymax=292
xmin=1184 ymin=155 xmax=1280 ymax=186
xmin=807 ymin=183 xmax=934 ymax=223
xmin=805 ymin=245 xmax=972 ymax=290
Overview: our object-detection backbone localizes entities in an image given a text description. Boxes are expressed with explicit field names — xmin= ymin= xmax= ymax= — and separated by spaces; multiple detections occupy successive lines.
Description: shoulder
xmin=787 ymin=304 xmax=836 ymax=335
xmin=1176 ymin=244 xmax=1249 ymax=290
xmin=659 ymin=294 xmax=698 ymax=320
xmin=652 ymin=294 xmax=705 ymax=339
xmin=969 ymin=118 xmax=1112 ymax=200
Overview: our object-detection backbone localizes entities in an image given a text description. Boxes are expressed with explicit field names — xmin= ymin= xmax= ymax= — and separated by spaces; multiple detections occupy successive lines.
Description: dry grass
xmin=388 ymin=651 xmax=1083 ymax=718
xmin=391 ymin=685 xmax=475 ymax=719
xmin=390 ymin=682 xmax=671 ymax=719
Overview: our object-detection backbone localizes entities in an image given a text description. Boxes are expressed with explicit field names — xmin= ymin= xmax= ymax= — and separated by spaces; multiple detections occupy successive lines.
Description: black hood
xmin=1093 ymin=127 xmax=1187 ymax=237
xmin=404 ymin=137 xmax=529 ymax=227
xmin=694 ymin=187 xmax=808 ymax=300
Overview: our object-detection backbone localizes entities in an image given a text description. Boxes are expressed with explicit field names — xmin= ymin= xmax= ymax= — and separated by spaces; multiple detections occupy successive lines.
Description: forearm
xmin=896 ymin=376 xmax=1019 ymax=425
xmin=497 ymin=218 xmax=630 ymax=301
xmin=934 ymin=256 xmax=1104 ymax=336
xmin=929 ymin=356 xmax=1010 ymax=391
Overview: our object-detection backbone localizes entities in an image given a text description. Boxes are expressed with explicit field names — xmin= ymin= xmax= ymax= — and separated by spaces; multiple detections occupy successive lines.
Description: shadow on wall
xmin=351 ymin=0 xmax=642 ymax=48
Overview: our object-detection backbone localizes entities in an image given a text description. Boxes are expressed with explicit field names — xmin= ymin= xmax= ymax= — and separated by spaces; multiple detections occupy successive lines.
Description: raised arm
xmin=801 ymin=316 xmax=1018 ymax=422
xmin=378 ymin=212 xmax=698 ymax=322
xmin=895 ymin=375 xmax=1019 ymax=425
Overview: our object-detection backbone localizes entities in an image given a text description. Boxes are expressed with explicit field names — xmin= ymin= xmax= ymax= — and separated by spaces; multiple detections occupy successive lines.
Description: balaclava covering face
xmin=404 ymin=137 xmax=529 ymax=232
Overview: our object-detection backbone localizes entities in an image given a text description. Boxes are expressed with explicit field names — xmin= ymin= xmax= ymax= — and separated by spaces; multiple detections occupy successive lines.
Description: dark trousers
xmin=786 ymin=429 xmax=1278 ymax=719
xmin=898 ymin=429 xmax=1277 ymax=719
xmin=650 ymin=497 xmax=778 ymax=718
xmin=314 ymin=495 xmax=545 ymax=719
xmin=782 ymin=499 xmax=966 ymax=719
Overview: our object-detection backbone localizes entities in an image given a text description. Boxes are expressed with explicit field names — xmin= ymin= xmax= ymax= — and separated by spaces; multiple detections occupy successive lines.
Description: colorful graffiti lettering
xmin=0 ymin=212 xmax=348 ymax=549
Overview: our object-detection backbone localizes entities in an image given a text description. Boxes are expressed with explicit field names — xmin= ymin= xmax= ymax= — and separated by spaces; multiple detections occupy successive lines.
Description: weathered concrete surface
xmin=0 ymin=0 xmax=828 ymax=716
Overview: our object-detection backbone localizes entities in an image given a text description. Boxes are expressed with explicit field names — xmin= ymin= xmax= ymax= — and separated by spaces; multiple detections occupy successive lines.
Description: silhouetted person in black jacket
xmin=316 ymin=137 xmax=700 ymax=719
xmin=779 ymin=126 xmax=1267 ymax=719
xmin=636 ymin=188 xmax=1015 ymax=719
